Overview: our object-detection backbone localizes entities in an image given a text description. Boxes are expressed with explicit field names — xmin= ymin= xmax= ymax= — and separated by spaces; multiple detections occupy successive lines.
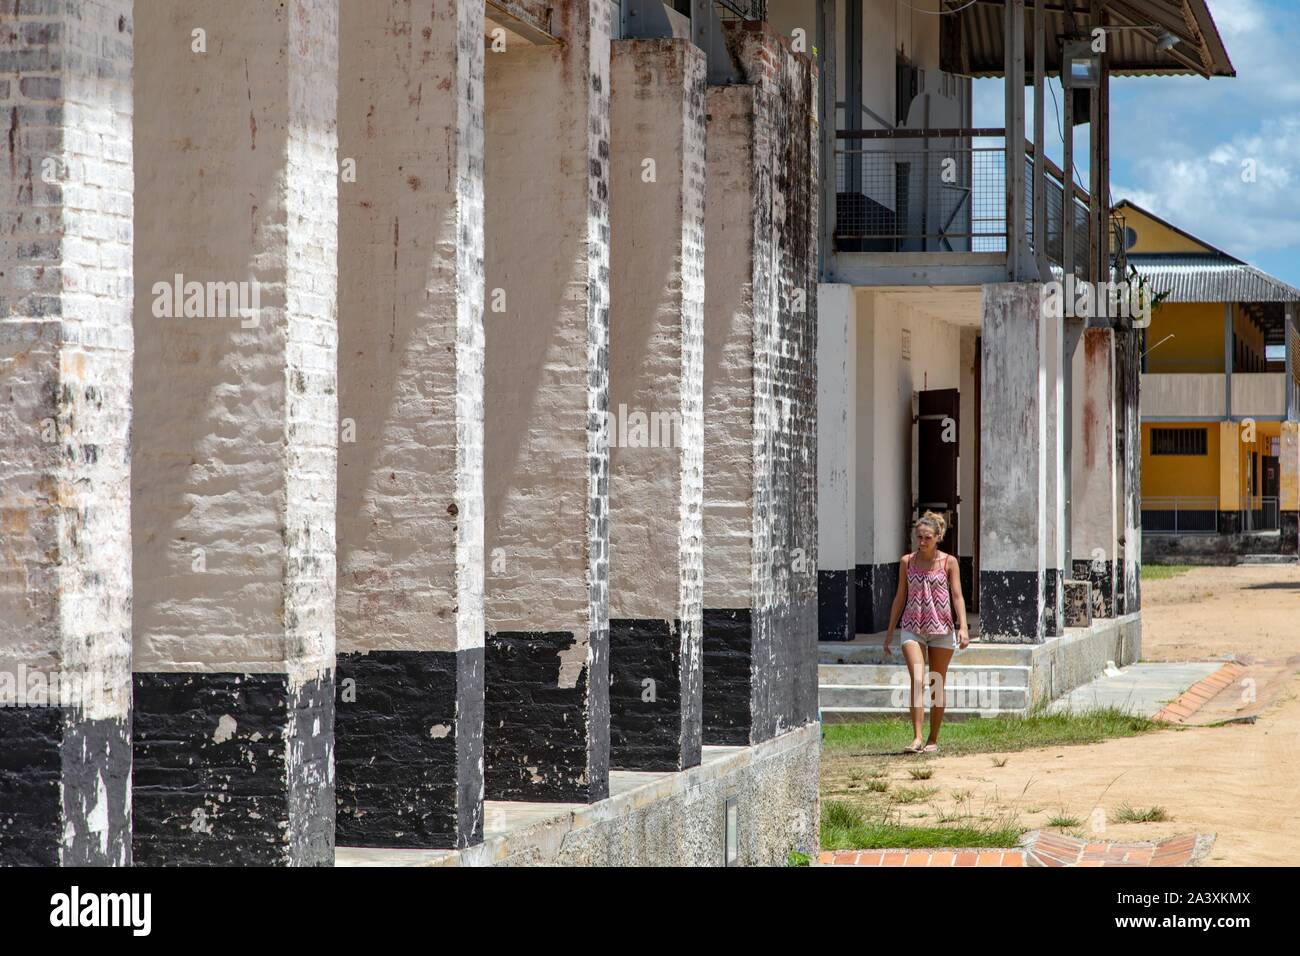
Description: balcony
xmin=831 ymin=128 xmax=1090 ymax=286
xmin=1141 ymin=373 xmax=1297 ymax=421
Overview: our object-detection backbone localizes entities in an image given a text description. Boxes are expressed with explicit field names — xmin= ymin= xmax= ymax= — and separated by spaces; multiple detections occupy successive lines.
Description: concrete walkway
xmin=1046 ymin=661 xmax=1226 ymax=718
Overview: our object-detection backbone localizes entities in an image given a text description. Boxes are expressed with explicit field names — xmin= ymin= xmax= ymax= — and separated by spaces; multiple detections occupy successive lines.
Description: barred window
xmin=1150 ymin=428 xmax=1207 ymax=456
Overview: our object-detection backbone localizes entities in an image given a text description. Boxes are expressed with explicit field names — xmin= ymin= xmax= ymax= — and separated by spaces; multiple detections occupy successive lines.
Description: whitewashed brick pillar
xmin=701 ymin=25 xmax=819 ymax=745
xmin=606 ymin=38 xmax=706 ymax=773
xmin=0 ymin=0 xmax=134 ymax=866
xmin=131 ymin=0 xmax=338 ymax=865
xmin=1071 ymin=328 xmax=1119 ymax=617
xmin=816 ymin=283 xmax=857 ymax=641
xmin=1115 ymin=326 xmax=1143 ymax=613
xmin=333 ymin=0 xmax=485 ymax=850
xmin=482 ymin=0 xmax=611 ymax=802
xmin=980 ymin=283 xmax=1056 ymax=642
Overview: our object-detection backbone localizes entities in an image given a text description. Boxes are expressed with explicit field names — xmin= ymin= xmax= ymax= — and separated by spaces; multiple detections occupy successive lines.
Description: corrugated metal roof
xmin=947 ymin=0 xmax=1235 ymax=79
xmin=1129 ymin=254 xmax=1300 ymax=303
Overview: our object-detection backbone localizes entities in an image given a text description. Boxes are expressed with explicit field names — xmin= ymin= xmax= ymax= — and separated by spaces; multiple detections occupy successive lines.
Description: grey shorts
xmin=899 ymin=629 xmax=958 ymax=651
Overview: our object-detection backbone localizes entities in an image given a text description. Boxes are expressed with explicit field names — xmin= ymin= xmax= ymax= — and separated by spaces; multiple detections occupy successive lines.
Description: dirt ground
xmin=834 ymin=564 xmax=1300 ymax=865
xmin=1140 ymin=563 xmax=1300 ymax=662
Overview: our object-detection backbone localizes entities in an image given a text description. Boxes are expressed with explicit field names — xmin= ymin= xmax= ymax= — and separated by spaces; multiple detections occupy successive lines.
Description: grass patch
xmin=822 ymin=706 xmax=1163 ymax=757
xmin=908 ymin=768 xmax=934 ymax=780
xmin=1048 ymin=814 xmax=1082 ymax=828
xmin=821 ymin=799 xmax=1023 ymax=851
xmin=1113 ymin=802 xmax=1170 ymax=823
xmin=1141 ymin=564 xmax=1196 ymax=581
xmin=786 ymin=850 xmax=811 ymax=867
xmin=891 ymin=785 xmax=940 ymax=805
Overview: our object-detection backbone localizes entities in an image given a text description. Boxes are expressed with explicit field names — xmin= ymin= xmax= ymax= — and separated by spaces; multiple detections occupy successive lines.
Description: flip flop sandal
xmin=921 ymin=744 xmax=940 ymax=754
xmin=902 ymin=743 xmax=924 ymax=754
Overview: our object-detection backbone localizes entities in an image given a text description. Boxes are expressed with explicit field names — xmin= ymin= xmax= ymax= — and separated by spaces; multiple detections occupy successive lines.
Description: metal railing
xmin=712 ymin=0 xmax=765 ymax=21
xmin=1241 ymin=496 xmax=1281 ymax=532
xmin=833 ymin=129 xmax=1089 ymax=270
xmin=1140 ymin=496 xmax=1219 ymax=535
xmin=1024 ymin=146 xmax=1090 ymax=273
xmin=834 ymin=129 xmax=1005 ymax=253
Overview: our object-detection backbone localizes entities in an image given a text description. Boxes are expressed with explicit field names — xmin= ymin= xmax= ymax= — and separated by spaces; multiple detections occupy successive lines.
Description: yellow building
xmin=1123 ymin=201 xmax=1300 ymax=557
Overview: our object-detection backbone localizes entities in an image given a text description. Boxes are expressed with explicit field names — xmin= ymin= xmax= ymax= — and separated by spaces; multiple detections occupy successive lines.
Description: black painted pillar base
xmin=1043 ymin=567 xmax=1064 ymax=637
xmin=702 ymin=608 xmax=752 ymax=745
xmin=958 ymin=555 xmax=976 ymax=614
xmin=335 ymin=649 xmax=484 ymax=848
xmin=132 ymin=671 xmax=334 ymax=866
xmin=978 ymin=570 xmax=1046 ymax=642
xmin=608 ymin=620 xmax=701 ymax=772
xmin=1072 ymin=558 xmax=1115 ymax=619
xmin=0 ymin=708 xmax=131 ymax=866
xmin=484 ymin=632 xmax=609 ymax=803
xmin=1282 ymin=511 xmax=1299 ymax=554
xmin=1218 ymin=511 xmax=1242 ymax=535
xmin=817 ymin=570 xmax=856 ymax=641
xmin=702 ymin=599 xmax=818 ymax=745
xmin=854 ymin=562 xmax=899 ymax=634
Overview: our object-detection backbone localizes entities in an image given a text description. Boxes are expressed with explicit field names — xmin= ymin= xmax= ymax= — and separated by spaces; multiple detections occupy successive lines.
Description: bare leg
xmin=925 ymin=646 xmax=956 ymax=748
xmin=901 ymin=641 xmax=926 ymax=751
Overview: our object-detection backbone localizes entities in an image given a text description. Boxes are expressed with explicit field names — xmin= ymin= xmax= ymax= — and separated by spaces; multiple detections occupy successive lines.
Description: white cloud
xmin=1121 ymin=118 xmax=1300 ymax=255
xmin=1109 ymin=0 xmax=1300 ymax=262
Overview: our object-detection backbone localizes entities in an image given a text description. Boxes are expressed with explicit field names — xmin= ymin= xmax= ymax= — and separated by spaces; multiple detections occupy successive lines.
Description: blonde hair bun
xmin=915 ymin=510 xmax=948 ymax=541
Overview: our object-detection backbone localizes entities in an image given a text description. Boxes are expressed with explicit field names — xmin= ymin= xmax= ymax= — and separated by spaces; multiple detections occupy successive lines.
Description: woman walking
xmin=883 ymin=511 xmax=970 ymax=754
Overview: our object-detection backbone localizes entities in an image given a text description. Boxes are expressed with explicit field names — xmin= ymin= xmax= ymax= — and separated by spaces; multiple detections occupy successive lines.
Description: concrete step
xmin=819 ymin=663 xmax=1031 ymax=688
xmin=819 ymin=681 xmax=1030 ymax=712
xmin=1237 ymin=554 xmax=1298 ymax=565
xmin=821 ymin=706 xmax=1017 ymax=723
xmin=819 ymin=639 xmax=1032 ymax=667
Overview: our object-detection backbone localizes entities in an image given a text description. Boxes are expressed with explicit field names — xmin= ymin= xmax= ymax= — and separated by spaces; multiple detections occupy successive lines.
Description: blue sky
xmin=974 ymin=0 xmax=1300 ymax=286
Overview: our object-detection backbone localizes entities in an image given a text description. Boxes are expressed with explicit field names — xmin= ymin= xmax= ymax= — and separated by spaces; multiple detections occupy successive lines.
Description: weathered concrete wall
xmin=702 ymin=23 xmax=818 ymax=745
xmin=1071 ymin=329 xmax=1118 ymax=617
xmin=1143 ymin=532 xmax=1297 ymax=562
xmin=1025 ymin=613 xmax=1142 ymax=708
xmin=482 ymin=0 xmax=611 ymax=801
xmin=980 ymin=283 xmax=1051 ymax=642
xmin=333 ymin=0 xmax=485 ymax=849
xmin=0 ymin=0 xmax=134 ymax=866
xmin=607 ymin=38 xmax=705 ymax=772
xmin=337 ymin=723 xmax=821 ymax=867
xmin=131 ymin=0 xmax=338 ymax=865
xmin=816 ymin=284 xmax=855 ymax=640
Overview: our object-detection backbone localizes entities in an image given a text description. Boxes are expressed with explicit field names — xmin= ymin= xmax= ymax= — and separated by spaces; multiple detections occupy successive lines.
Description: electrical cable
xmin=895 ymin=0 xmax=980 ymax=14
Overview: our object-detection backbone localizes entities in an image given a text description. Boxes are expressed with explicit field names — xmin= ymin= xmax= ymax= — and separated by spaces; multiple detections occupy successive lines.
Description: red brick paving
xmin=1152 ymin=662 xmax=1244 ymax=724
xmin=817 ymin=831 xmax=1208 ymax=867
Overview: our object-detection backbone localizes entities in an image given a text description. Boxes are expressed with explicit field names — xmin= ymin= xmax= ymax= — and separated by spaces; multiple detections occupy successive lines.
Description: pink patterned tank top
xmin=899 ymin=551 xmax=954 ymax=635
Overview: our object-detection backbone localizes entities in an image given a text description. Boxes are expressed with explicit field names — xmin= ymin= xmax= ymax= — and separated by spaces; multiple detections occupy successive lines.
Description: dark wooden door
xmin=916 ymin=387 xmax=960 ymax=552
xmin=1263 ymin=455 xmax=1280 ymax=498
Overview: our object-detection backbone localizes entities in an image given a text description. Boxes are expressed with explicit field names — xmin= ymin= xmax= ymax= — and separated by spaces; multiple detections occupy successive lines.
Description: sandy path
xmin=1140 ymin=563 xmax=1300 ymax=662
xmin=884 ymin=565 xmax=1300 ymax=865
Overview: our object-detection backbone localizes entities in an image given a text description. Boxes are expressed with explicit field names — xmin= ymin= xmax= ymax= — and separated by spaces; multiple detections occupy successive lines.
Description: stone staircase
xmin=1238 ymin=553 xmax=1298 ymax=565
xmin=818 ymin=636 xmax=1033 ymax=721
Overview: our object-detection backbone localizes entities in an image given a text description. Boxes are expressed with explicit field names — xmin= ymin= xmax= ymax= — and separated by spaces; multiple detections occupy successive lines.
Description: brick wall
xmin=0 ymin=0 xmax=134 ymax=865
xmin=703 ymin=23 xmax=819 ymax=742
